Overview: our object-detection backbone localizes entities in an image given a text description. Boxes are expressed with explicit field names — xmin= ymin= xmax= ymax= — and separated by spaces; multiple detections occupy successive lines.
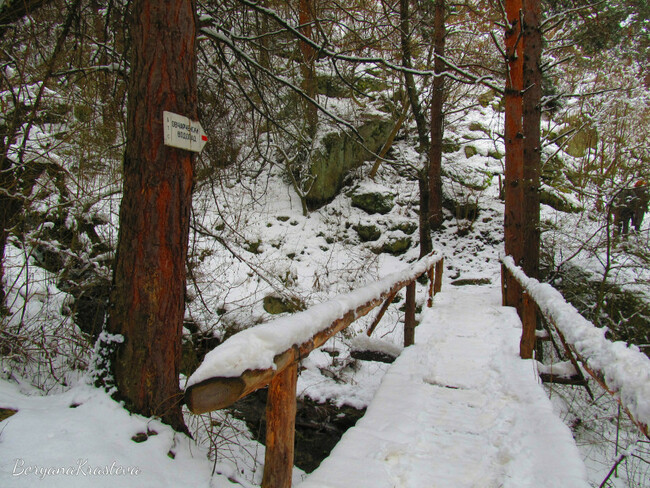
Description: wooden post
xmin=367 ymin=291 xmax=398 ymax=336
xmin=404 ymin=281 xmax=416 ymax=347
xmin=261 ymin=362 xmax=298 ymax=488
xmin=519 ymin=291 xmax=536 ymax=359
xmin=501 ymin=263 xmax=507 ymax=306
xmin=427 ymin=268 xmax=434 ymax=307
xmin=434 ymin=257 xmax=444 ymax=295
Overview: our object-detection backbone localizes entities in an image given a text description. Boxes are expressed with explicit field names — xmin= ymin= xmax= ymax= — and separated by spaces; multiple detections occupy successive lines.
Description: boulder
xmin=306 ymin=115 xmax=393 ymax=207
xmin=349 ymin=183 xmax=395 ymax=215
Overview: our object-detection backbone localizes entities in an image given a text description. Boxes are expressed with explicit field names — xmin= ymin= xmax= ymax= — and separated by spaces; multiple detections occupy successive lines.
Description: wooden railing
xmin=500 ymin=255 xmax=650 ymax=440
xmin=185 ymin=252 xmax=444 ymax=487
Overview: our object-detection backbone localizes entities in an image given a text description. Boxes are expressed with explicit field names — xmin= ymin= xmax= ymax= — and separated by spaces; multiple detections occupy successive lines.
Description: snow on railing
xmin=187 ymin=252 xmax=441 ymax=384
xmin=501 ymin=254 xmax=650 ymax=438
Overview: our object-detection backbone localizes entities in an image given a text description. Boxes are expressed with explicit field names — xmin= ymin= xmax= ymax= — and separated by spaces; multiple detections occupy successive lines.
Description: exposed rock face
xmin=306 ymin=115 xmax=393 ymax=207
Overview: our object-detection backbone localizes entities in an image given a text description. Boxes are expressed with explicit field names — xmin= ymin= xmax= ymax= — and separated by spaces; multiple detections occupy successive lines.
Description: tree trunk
xmin=503 ymin=0 xmax=525 ymax=313
xmin=418 ymin=167 xmax=433 ymax=257
xmin=522 ymin=0 xmax=541 ymax=279
xmin=428 ymin=0 xmax=445 ymax=230
xmin=99 ymin=0 xmax=197 ymax=433
xmin=400 ymin=0 xmax=429 ymax=152
xmin=519 ymin=0 xmax=541 ymax=359
xmin=401 ymin=0 xmax=433 ymax=257
xmin=299 ymin=0 xmax=318 ymax=137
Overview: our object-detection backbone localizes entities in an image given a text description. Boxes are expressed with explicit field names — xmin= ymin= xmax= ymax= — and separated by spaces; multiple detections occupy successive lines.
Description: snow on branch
xmin=501 ymin=254 xmax=650 ymax=433
xmin=230 ymin=0 xmax=504 ymax=94
xmin=200 ymin=24 xmax=362 ymax=140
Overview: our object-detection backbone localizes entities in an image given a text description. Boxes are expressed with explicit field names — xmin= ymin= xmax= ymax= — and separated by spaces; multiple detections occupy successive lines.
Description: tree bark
xmin=261 ymin=363 xmax=298 ymax=488
xmin=503 ymin=0 xmax=525 ymax=314
xmin=404 ymin=281 xmax=416 ymax=347
xmin=298 ymin=0 xmax=318 ymax=137
xmin=418 ymin=168 xmax=433 ymax=257
xmin=519 ymin=0 xmax=542 ymax=358
xmin=428 ymin=0 xmax=445 ymax=230
xmin=400 ymin=0 xmax=429 ymax=152
xmin=522 ymin=0 xmax=541 ymax=280
xmin=100 ymin=0 xmax=197 ymax=433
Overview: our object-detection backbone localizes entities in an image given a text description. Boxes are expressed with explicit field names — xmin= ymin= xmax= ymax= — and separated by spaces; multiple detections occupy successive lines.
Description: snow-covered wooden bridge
xmin=298 ymin=285 xmax=589 ymax=488
xmin=185 ymin=253 xmax=650 ymax=488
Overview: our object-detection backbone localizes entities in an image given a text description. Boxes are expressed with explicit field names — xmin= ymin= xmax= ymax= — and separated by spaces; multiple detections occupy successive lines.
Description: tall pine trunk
xmin=99 ymin=0 xmax=197 ymax=433
xmin=519 ymin=0 xmax=542 ymax=359
xmin=522 ymin=0 xmax=541 ymax=279
xmin=299 ymin=0 xmax=318 ymax=137
xmin=503 ymin=0 xmax=525 ymax=313
xmin=428 ymin=0 xmax=445 ymax=230
xmin=400 ymin=0 xmax=429 ymax=152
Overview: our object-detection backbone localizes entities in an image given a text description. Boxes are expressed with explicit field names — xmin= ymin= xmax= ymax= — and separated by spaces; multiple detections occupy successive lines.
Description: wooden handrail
xmin=185 ymin=252 xmax=444 ymax=488
xmin=500 ymin=255 xmax=649 ymax=440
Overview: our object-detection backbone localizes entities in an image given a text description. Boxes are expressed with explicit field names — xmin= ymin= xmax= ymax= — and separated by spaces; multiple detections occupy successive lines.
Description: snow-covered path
xmin=298 ymin=284 xmax=590 ymax=488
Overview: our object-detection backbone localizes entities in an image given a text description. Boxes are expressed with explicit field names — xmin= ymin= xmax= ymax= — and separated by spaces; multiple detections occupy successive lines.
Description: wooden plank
xmin=261 ymin=362 xmax=298 ymax=488
xmin=404 ymin=281 xmax=416 ymax=347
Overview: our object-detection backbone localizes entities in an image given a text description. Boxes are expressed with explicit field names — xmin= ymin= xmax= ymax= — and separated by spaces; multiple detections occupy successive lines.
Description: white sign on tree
xmin=163 ymin=111 xmax=208 ymax=153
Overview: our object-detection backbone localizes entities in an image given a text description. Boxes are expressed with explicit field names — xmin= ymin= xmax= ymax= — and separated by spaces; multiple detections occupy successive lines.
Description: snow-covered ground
xmin=1 ymin=92 xmax=648 ymax=487
xmin=1 ymin=282 xmax=596 ymax=488
xmin=299 ymin=285 xmax=590 ymax=488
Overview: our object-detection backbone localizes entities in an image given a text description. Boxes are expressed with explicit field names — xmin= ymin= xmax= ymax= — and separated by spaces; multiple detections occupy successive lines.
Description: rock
xmin=442 ymin=138 xmax=461 ymax=153
xmin=306 ymin=115 xmax=393 ymax=207
xmin=451 ymin=278 xmax=491 ymax=286
xmin=488 ymin=149 xmax=503 ymax=160
xmin=379 ymin=236 xmax=411 ymax=256
xmin=354 ymin=224 xmax=382 ymax=242
xmin=560 ymin=116 xmax=598 ymax=158
xmin=539 ymin=187 xmax=583 ymax=213
xmin=478 ymin=90 xmax=496 ymax=107
xmin=263 ymin=295 xmax=305 ymax=315
xmin=317 ymin=74 xmax=350 ymax=98
xmin=246 ymin=240 xmax=262 ymax=254
xmin=350 ymin=183 xmax=395 ymax=215
xmin=469 ymin=121 xmax=490 ymax=136
xmin=0 ymin=408 xmax=17 ymax=422
xmin=464 ymin=145 xmax=478 ymax=158
xmin=390 ymin=221 xmax=417 ymax=235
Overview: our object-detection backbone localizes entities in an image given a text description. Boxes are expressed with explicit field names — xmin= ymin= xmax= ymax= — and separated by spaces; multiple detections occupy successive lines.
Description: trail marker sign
xmin=163 ymin=111 xmax=208 ymax=153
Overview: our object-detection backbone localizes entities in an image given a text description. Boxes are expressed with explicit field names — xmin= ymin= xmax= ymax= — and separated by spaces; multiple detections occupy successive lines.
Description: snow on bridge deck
xmin=298 ymin=285 xmax=590 ymax=488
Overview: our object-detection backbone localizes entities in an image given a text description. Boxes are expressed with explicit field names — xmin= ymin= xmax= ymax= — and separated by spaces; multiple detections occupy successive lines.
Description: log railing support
xmin=367 ymin=291 xmax=398 ymax=337
xmin=500 ymin=254 xmax=648 ymax=439
xmin=434 ymin=257 xmax=444 ymax=295
xmin=519 ymin=291 xmax=536 ymax=359
xmin=427 ymin=257 xmax=443 ymax=307
xmin=404 ymin=281 xmax=416 ymax=347
xmin=262 ymin=362 xmax=298 ymax=488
